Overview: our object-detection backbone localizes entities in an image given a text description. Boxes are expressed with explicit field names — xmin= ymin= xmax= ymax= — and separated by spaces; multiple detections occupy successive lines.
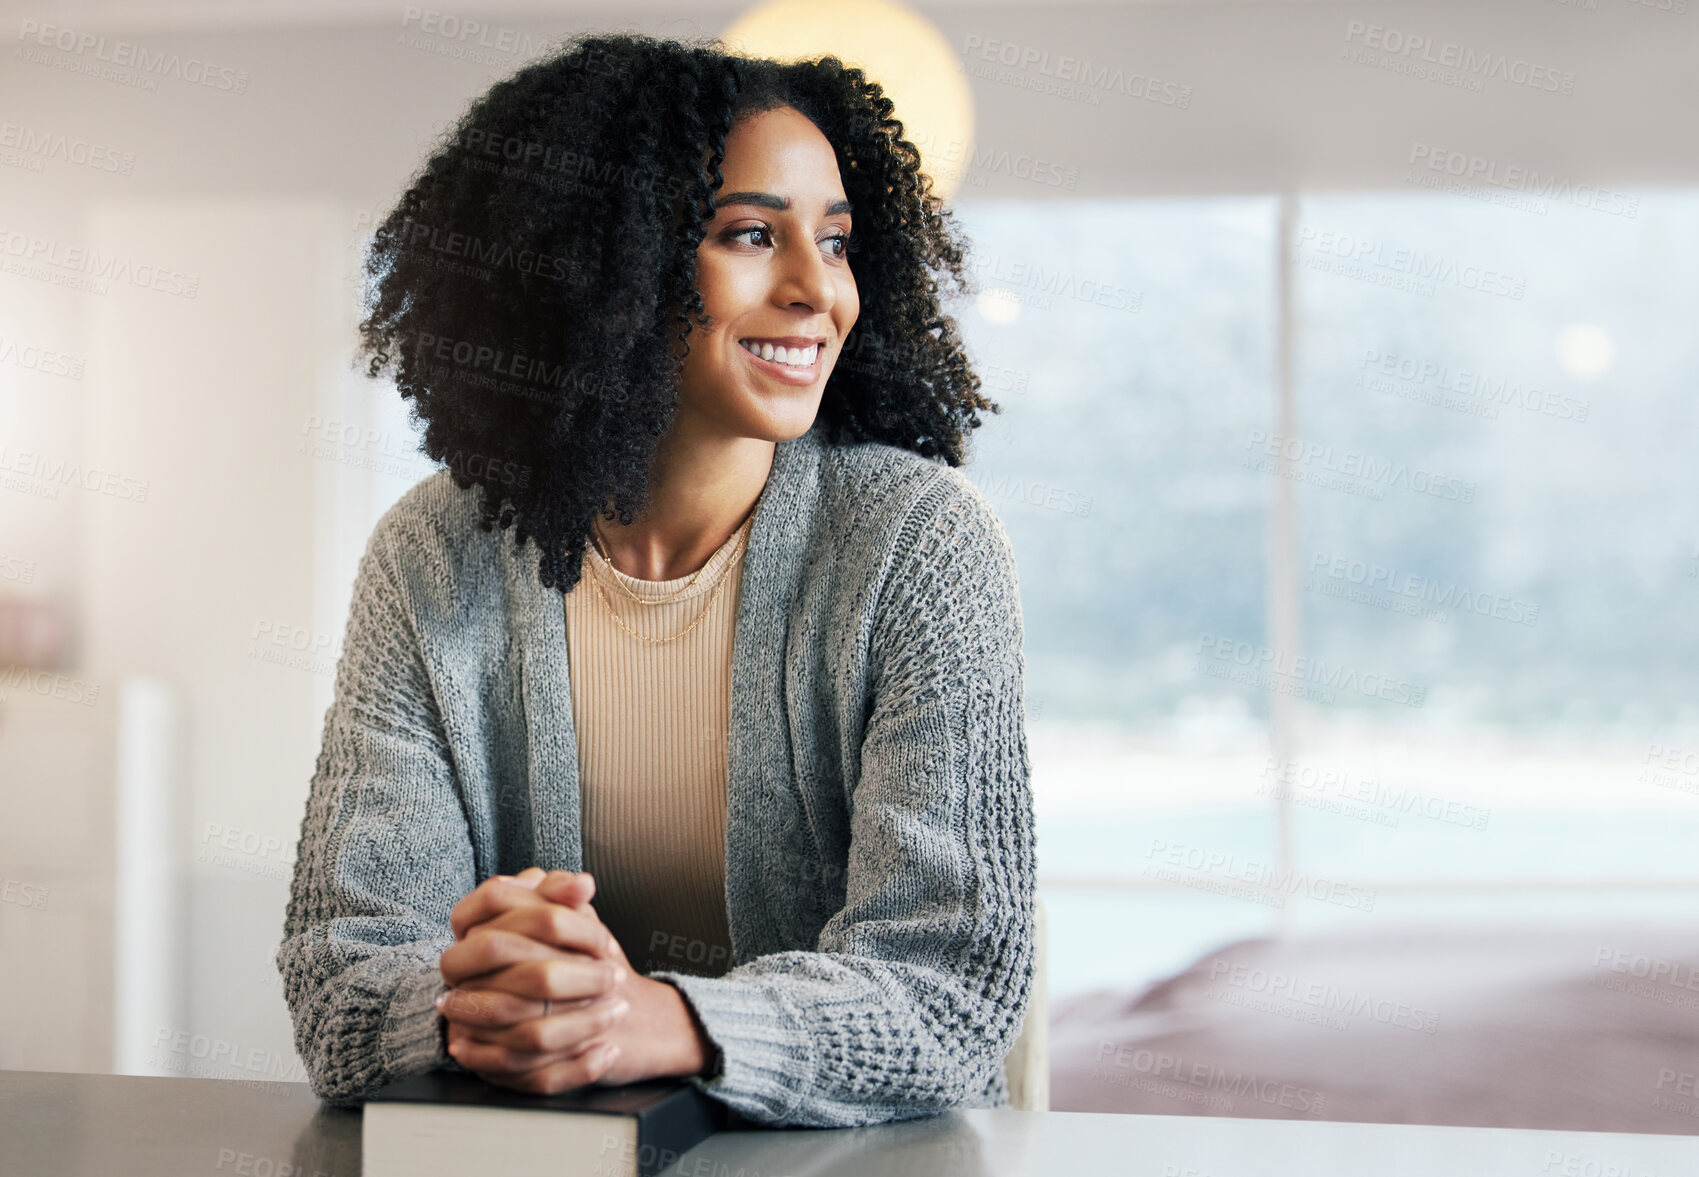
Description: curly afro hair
xmin=355 ymin=30 xmax=998 ymax=592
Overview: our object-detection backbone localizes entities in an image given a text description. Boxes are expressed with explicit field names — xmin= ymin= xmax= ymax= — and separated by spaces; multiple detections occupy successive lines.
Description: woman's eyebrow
xmin=717 ymin=190 xmax=853 ymax=216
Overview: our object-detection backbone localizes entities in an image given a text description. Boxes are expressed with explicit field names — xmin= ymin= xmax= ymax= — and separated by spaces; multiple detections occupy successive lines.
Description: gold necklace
xmin=590 ymin=520 xmax=709 ymax=605
xmin=590 ymin=511 xmax=756 ymax=606
xmin=588 ymin=520 xmax=750 ymax=644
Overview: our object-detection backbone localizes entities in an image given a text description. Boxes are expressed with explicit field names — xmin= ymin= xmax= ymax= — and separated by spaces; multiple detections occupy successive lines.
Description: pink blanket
xmin=1050 ymin=921 xmax=1699 ymax=1134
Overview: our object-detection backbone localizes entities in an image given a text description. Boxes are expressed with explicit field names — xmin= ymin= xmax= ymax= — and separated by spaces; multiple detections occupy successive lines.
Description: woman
xmin=275 ymin=31 xmax=1035 ymax=1130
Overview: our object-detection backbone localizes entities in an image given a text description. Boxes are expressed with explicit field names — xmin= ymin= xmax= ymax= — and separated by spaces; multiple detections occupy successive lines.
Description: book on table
xmin=363 ymin=1069 xmax=732 ymax=1177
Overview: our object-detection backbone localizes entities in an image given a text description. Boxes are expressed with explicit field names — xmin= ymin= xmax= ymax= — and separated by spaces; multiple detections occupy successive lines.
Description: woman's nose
xmin=774 ymin=241 xmax=836 ymax=312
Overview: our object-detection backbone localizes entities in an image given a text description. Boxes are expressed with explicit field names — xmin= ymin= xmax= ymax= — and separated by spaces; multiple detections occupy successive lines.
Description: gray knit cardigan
xmin=274 ymin=420 xmax=1036 ymax=1128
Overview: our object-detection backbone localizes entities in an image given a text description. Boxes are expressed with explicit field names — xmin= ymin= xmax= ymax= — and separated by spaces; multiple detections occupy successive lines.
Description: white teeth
xmin=740 ymin=340 xmax=818 ymax=368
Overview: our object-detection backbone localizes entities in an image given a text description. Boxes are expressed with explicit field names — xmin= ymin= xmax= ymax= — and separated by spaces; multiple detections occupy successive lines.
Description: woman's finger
xmin=475 ymin=901 xmax=618 ymax=959
xmin=450 ymin=871 xmax=601 ymax=939
xmin=440 ymin=927 xmax=561 ymax=987
xmin=535 ymin=870 xmax=596 ymax=908
xmin=460 ymin=993 xmax=630 ymax=1055
xmin=440 ymin=927 xmax=608 ymax=988
xmin=438 ymin=986 xmax=596 ymax=1030
xmin=446 ymin=1017 xmax=618 ymax=1079
xmin=450 ymin=876 xmax=557 ymax=940
xmin=474 ymin=1042 xmax=623 ymax=1095
xmin=437 ymin=985 xmax=547 ymax=1029
xmin=446 ymin=955 xmax=625 ymax=1004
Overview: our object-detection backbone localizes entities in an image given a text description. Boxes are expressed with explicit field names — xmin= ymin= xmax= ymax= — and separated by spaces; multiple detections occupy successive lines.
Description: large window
xmin=949 ymin=189 xmax=1699 ymax=997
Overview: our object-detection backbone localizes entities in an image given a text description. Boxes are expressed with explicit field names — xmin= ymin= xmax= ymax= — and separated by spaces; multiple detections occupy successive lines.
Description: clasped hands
xmin=436 ymin=867 xmax=711 ymax=1095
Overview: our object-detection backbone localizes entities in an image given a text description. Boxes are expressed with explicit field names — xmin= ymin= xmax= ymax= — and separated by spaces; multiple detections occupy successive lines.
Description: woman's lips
xmin=739 ymin=341 xmax=823 ymax=385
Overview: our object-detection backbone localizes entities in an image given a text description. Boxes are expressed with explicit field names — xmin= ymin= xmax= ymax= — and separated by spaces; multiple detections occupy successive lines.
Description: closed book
xmin=363 ymin=1069 xmax=731 ymax=1177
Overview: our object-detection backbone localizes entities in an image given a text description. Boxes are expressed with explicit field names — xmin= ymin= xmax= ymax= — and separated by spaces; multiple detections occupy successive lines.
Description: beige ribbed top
xmin=561 ymin=516 xmax=751 ymax=980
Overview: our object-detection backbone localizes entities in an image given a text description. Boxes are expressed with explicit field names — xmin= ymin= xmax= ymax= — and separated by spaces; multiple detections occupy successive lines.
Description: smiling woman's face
xmin=672 ymin=104 xmax=860 ymax=443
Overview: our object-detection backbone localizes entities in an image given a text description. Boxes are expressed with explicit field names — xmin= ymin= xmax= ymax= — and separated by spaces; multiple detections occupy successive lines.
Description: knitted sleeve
xmin=650 ymin=474 xmax=1037 ymax=1127
xmin=274 ymin=510 xmax=475 ymax=1106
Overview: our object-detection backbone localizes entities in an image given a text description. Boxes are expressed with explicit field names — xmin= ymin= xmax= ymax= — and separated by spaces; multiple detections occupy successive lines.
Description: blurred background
xmin=3 ymin=0 xmax=1697 ymax=1134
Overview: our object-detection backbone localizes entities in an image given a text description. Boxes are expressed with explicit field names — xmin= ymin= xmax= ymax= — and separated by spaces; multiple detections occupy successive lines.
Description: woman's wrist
xmin=650 ymin=976 xmax=717 ymax=1078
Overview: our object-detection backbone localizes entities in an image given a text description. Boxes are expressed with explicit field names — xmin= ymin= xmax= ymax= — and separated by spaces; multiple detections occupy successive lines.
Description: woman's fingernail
xmin=435 ymin=991 xmax=449 ymax=1007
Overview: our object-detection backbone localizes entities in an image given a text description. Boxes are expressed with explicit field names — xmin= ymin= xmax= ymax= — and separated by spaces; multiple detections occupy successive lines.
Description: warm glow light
xmin=719 ymin=0 xmax=975 ymax=204
xmin=1556 ymin=323 xmax=1614 ymax=381
xmin=978 ymin=288 xmax=1022 ymax=325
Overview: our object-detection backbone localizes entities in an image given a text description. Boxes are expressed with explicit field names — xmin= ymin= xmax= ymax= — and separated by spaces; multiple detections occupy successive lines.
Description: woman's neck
xmin=593 ymin=428 xmax=775 ymax=582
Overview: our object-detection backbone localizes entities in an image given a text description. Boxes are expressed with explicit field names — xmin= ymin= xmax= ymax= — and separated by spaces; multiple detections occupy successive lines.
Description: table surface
xmin=5 ymin=1069 xmax=1699 ymax=1177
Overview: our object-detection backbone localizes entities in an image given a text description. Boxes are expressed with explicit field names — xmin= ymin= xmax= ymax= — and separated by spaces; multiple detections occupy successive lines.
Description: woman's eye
xmin=728 ymin=226 xmax=772 ymax=248
xmin=726 ymin=226 xmax=851 ymax=257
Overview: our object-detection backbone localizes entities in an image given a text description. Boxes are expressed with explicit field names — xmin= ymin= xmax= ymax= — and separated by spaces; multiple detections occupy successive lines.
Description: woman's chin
xmin=738 ymin=389 xmax=828 ymax=441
